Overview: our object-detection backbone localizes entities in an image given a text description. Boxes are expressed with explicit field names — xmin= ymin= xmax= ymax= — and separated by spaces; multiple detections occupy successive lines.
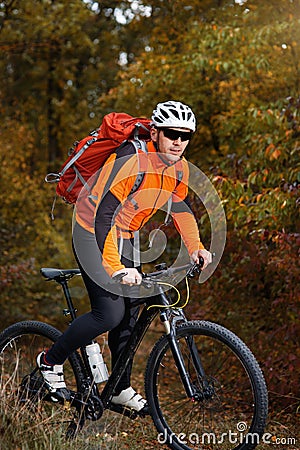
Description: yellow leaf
xmin=265 ymin=143 xmax=275 ymax=156
xmin=270 ymin=148 xmax=281 ymax=160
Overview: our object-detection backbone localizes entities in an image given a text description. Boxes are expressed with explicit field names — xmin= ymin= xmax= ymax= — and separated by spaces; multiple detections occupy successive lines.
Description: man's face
xmin=150 ymin=127 xmax=192 ymax=162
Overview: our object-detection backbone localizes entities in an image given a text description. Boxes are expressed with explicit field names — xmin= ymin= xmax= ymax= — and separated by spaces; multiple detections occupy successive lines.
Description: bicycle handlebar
xmin=112 ymin=258 xmax=204 ymax=285
xmin=142 ymin=261 xmax=202 ymax=280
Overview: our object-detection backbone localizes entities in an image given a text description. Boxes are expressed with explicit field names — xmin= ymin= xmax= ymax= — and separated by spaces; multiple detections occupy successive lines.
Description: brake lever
xmin=186 ymin=266 xmax=198 ymax=278
xmin=141 ymin=273 xmax=155 ymax=289
xmin=112 ymin=272 xmax=127 ymax=283
xmin=187 ymin=257 xmax=204 ymax=278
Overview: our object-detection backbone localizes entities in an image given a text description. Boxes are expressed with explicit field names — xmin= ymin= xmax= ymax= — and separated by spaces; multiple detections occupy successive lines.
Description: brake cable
xmin=147 ymin=277 xmax=190 ymax=310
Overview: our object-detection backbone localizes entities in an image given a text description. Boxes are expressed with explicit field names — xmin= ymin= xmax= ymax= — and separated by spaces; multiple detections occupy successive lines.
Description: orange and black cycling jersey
xmin=75 ymin=141 xmax=204 ymax=276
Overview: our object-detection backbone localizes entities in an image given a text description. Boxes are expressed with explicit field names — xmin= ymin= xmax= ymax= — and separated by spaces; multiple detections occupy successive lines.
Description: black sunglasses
xmin=161 ymin=128 xmax=193 ymax=142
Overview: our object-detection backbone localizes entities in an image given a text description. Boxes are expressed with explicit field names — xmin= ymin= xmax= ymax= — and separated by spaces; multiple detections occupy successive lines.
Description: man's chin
xmin=165 ymin=153 xmax=181 ymax=162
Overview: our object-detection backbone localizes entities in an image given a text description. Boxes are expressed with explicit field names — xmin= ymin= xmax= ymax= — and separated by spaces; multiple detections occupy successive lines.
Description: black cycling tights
xmin=46 ymin=222 xmax=140 ymax=394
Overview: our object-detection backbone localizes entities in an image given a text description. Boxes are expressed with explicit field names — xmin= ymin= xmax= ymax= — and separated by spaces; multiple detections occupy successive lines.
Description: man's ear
xmin=150 ymin=127 xmax=158 ymax=142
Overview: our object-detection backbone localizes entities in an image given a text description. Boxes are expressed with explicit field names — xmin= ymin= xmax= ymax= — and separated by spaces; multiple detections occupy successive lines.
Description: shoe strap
xmin=131 ymin=392 xmax=147 ymax=405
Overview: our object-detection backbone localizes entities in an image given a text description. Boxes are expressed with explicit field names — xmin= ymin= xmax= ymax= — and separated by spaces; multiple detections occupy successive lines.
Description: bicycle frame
xmin=101 ymin=299 xmax=159 ymax=408
xmin=101 ymin=282 xmax=209 ymax=407
xmin=0 ymin=267 xmax=268 ymax=450
xmin=1 ymin=264 xmax=268 ymax=445
xmin=51 ymin=266 xmax=208 ymax=414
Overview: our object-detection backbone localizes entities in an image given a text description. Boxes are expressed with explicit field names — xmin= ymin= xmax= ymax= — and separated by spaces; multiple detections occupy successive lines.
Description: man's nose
xmin=174 ymin=136 xmax=182 ymax=144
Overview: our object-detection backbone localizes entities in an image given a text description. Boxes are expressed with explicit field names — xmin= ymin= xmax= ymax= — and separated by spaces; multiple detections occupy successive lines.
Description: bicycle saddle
xmin=40 ymin=268 xmax=81 ymax=281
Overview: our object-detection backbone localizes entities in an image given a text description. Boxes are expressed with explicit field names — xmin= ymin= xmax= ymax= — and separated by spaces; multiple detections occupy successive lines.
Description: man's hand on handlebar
xmin=190 ymin=249 xmax=212 ymax=269
xmin=112 ymin=261 xmax=208 ymax=287
xmin=112 ymin=268 xmax=142 ymax=286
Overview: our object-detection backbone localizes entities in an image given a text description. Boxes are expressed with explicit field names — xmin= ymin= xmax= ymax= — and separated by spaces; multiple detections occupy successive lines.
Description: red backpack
xmin=45 ymin=112 xmax=151 ymax=209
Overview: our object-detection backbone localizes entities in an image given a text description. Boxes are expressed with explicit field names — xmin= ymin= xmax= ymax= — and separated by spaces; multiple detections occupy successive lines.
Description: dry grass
xmin=0 ymin=321 xmax=298 ymax=449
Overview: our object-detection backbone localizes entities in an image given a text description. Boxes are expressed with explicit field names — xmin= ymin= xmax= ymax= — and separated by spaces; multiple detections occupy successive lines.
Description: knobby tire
xmin=0 ymin=320 xmax=85 ymax=437
xmin=145 ymin=320 xmax=268 ymax=450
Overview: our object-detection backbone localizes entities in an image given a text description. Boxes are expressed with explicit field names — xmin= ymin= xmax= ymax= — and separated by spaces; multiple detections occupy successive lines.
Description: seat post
xmin=60 ymin=280 xmax=78 ymax=321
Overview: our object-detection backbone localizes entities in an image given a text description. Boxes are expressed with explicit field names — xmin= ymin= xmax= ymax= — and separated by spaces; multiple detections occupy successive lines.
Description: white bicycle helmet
xmin=151 ymin=101 xmax=196 ymax=132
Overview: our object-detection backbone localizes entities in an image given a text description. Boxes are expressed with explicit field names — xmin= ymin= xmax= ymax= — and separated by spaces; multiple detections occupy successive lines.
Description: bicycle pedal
xmin=137 ymin=404 xmax=150 ymax=417
xmin=48 ymin=388 xmax=72 ymax=403
xmin=107 ymin=402 xmax=150 ymax=418
xmin=107 ymin=402 xmax=139 ymax=419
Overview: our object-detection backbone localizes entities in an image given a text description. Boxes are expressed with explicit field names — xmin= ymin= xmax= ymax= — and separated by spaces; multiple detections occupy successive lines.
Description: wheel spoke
xmin=146 ymin=322 xmax=268 ymax=450
xmin=0 ymin=323 xmax=84 ymax=441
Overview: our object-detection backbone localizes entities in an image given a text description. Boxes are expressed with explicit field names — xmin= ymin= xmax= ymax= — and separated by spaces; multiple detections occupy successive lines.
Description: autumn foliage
xmin=0 ymin=0 xmax=299 ymax=424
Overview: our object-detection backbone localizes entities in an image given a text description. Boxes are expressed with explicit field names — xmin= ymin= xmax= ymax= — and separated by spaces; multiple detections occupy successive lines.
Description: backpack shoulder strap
xmin=45 ymin=137 xmax=98 ymax=185
xmin=175 ymin=169 xmax=183 ymax=188
xmin=60 ymin=138 xmax=98 ymax=178
xmin=90 ymin=138 xmax=148 ymax=211
xmin=127 ymin=136 xmax=148 ymax=267
xmin=128 ymin=138 xmax=148 ymax=199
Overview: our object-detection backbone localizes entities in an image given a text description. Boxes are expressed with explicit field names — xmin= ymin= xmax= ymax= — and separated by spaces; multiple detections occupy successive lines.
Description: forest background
xmin=0 ymin=0 xmax=299 ymax=440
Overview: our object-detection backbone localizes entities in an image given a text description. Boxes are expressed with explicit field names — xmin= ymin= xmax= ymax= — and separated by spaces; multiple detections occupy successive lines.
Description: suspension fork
xmin=185 ymin=335 xmax=206 ymax=379
xmin=164 ymin=316 xmax=211 ymax=400
xmin=158 ymin=287 xmax=195 ymax=399
xmin=159 ymin=288 xmax=208 ymax=400
xmin=165 ymin=321 xmax=195 ymax=398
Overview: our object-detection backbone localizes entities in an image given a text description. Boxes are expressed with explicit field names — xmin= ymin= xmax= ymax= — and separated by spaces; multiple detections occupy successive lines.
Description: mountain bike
xmin=0 ymin=262 xmax=268 ymax=450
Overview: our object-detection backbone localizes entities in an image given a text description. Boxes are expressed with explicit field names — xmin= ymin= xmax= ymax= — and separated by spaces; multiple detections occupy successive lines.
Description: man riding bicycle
xmin=37 ymin=100 xmax=212 ymax=413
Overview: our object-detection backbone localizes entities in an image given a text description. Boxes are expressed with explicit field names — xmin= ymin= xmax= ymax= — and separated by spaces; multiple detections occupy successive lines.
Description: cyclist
xmin=37 ymin=100 xmax=212 ymax=412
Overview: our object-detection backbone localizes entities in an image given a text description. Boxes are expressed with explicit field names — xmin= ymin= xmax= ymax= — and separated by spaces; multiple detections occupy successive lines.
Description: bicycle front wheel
xmin=145 ymin=320 xmax=268 ymax=450
xmin=0 ymin=320 xmax=85 ymax=443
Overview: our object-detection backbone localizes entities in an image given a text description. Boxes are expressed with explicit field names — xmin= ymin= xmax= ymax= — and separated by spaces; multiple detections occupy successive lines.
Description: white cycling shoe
xmin=111 ymin=387 xmax=147 ymax=412
xmin=36 ymin=351 xmax=70 ymax=401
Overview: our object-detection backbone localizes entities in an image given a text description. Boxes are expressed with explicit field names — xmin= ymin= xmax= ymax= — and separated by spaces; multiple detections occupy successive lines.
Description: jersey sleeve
xmin=171 ymin=162 xmax=205 ymax=254
xmin=171 ymin=196 xmax=205 ymax=254
xmin=94 ymin=143 xmax=139 ymax=276
xmin=94 ymin=191 xmax=125 ymax=276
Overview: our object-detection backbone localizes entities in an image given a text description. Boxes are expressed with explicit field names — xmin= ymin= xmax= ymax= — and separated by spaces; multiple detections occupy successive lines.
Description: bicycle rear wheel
xmin=145 ymin=320 xmax=268 ymax=450
xmin=0 ymin=320 xmax=85 ymax=441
